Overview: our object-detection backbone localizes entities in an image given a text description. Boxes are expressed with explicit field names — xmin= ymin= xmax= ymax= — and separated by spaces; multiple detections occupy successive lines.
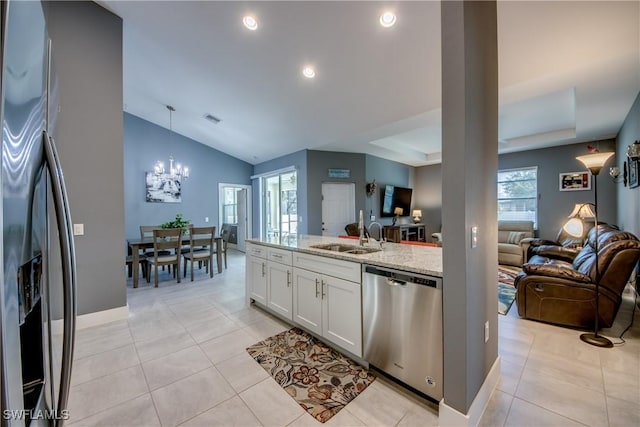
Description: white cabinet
xmin=292 ymin=268 xmax=322 ymax=335
xmin=246 ymin=244 xmax=363 ymax=357
xmin=322 ymin=275 xmax=362 ymax=357
xmin=292 ymin=253 xmax=362 ymax=357
xmin=266 ymin=247 xmax=293 ymax=320
xmin=246 ymin=243 xmax=267 ymax=306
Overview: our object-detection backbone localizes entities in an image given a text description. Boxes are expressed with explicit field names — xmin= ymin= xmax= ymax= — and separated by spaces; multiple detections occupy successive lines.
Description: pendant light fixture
xmin=154 ymin=105 xmax=190 ymax=179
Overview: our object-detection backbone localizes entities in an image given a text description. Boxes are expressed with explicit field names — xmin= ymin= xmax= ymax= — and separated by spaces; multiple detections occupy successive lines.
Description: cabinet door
xmin=247 ymin=255 xmax=267 ymax=306
xmin=322 ymin=276 xmax=362 ymax=357
xmin=292 ymin=268 xmax=322 ymax=335
xmin=267 ymin=262 xmax=293 ymax=320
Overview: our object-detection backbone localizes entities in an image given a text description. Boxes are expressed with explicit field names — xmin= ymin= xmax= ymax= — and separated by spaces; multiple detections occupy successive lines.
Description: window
xmin=261 ymin=170 xmax=297 ymax=244
xmin=497 ymin=167 xmax=538 ymax=228
xmin=222 ymin=187 xmax=239 ymax=224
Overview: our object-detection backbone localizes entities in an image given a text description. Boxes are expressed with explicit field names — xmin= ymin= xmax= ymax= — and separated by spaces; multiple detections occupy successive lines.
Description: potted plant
xmin=161 ymin=213 xmax=191 ymax=234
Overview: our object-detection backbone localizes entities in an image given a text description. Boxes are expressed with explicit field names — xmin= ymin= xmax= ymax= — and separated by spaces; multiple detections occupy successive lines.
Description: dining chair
xmin=182 ymin=226 xmax=216 ymax=281
xmin=125 ymin=254 xmax=147 ymax=279
xmin=146 ymin=228 xmax=183 ymax=287
xmin=216 ymin=225 xmax=230 ymax=271
xmin=140 ymin=225 xmax=171 ymax=272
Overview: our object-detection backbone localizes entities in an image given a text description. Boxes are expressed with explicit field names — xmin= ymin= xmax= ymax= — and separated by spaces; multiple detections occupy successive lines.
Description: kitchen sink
xmin=309 ymin=243 xmax=381 ymax=254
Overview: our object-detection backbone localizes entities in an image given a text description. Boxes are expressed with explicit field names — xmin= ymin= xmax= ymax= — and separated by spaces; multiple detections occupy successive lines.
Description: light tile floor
xmin=67 ymin=250 xmax=640 ymax=426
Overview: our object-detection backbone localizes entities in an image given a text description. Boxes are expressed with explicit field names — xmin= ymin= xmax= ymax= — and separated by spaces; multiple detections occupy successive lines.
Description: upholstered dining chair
xmin=146 ymin=228 xmax=183 ymax=287
xmin=183 ymin=226 xmax=216 ymax=281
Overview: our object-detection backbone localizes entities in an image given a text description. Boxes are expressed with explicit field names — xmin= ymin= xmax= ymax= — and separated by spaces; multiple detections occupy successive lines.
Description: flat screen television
xmin=381 ymin=185 xmax=413 ymax=217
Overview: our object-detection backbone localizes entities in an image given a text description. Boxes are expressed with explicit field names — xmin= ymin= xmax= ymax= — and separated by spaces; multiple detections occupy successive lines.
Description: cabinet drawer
xmin=246 ymin=243 xmax=267 ymax=259
xmin=293 ymin=252 xmax=361 ymax=284
xmin=268 ymin=247 xmax=293 ymax=265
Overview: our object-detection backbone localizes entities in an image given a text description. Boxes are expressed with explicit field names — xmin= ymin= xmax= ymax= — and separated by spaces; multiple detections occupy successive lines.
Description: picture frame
xmin=559 ymin=171 xmax=591 ymax=191
xmin=629 ymin=158 xmax=639 ymax=189
xmin=145 ymin=172 xmax=182 ymax=203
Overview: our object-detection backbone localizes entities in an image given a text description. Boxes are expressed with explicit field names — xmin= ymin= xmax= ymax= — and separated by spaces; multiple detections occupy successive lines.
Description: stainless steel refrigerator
xmin=1 ymin=1 xmax=77 ymax=425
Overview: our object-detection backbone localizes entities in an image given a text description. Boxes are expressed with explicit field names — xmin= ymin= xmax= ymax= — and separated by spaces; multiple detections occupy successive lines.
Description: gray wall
xmin=441 ymin=0 xmax=498 ymax=413
xmin=413 ymin=140 xmax=619 ymax=242
xmin=124 ymin=113 xmax=253 ymax=239
xmin=251 ymin=149 xmax=308 ymax=237
xmin=306 ymin=151 xmax=366 ymax=235
xmin=47 ymin=1 xmax=125 ymax=315
xmin=616 ymin=92 xmax=640 ymax=238
xmin=252 ymin=151 xmax=412 ymax=237
xmin=413 ymin=163 xmax=442 ymax=240
xmin=364 ymin=154 xmax=415 ymax=228
xmin=499 ymin=139 xmax=617 ymax=241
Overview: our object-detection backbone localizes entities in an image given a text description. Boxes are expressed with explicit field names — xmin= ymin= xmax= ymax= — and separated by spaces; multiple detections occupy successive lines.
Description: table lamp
xmin=392 ymin=207 xmax=403 ymax=225
xmin=412 ymin=210 xmax=422 ymax=223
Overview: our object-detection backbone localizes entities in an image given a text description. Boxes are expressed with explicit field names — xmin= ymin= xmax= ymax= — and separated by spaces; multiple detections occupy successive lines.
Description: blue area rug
xmin=498 ymin=267 xmax=518 ymax=315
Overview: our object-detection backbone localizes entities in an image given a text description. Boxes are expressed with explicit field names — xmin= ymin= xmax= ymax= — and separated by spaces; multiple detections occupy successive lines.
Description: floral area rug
xmin=246 ymin=327 xmax=375 ymax=423
xmin=498 ymin=266 xmax=519 ymax=315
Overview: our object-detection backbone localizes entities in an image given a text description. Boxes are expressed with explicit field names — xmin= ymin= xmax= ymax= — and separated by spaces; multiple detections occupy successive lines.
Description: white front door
xmin=321 ymin=183 xmax=355 ymax=236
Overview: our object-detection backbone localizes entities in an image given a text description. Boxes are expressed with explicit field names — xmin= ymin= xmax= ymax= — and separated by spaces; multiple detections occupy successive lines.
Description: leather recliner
xmin=515 ymin=224 xmax=640 ymax=328
xmin=526 ymin=223 xmax=596 ymax=263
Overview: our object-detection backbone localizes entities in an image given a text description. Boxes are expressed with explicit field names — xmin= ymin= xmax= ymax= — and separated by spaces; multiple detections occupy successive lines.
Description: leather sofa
xmin=527 ymin=225 xmax=589 ymax=262
xmin=498 ymin=221 xmax=535 ymax=266
xmin=515 ymin=224 xmax=640 ymax=328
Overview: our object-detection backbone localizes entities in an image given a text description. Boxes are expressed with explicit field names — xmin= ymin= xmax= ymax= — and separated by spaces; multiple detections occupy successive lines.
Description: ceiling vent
xmin=204 ymin=114 xmax=221 ymax=124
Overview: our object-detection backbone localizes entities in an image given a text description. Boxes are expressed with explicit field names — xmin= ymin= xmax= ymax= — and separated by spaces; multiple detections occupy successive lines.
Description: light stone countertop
xmin=246 ymin=234 xmax=443 ymax=278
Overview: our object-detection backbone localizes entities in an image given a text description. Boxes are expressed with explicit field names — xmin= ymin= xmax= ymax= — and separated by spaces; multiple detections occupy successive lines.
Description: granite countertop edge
xmin=246 ymin=235 xmax=443 ymax=278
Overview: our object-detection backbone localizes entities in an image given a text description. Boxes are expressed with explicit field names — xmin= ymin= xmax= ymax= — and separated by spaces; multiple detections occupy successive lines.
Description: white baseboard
xmin=439 ymin=356 xmax=501 ymax=427
xmin=51 ymin=304 xmax=129 ymax=335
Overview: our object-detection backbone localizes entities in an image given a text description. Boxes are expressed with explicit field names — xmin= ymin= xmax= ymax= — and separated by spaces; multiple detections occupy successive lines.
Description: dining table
xmin=127 ymin=236 xmax=224 ymax=288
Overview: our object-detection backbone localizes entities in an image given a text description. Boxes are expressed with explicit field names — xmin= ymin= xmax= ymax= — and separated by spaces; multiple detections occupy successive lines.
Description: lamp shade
xmin=412 ymin=210 xmax=422 ymax=217
xmin=563 ymin=217 xmax=584 ymax=238
xmin=394 ymin=207 xmax=403 ymax=215
xmin=576 ymin=152 xmax=614 ymax=175
xmin=567 ymin=203 xmax=595 ymax=219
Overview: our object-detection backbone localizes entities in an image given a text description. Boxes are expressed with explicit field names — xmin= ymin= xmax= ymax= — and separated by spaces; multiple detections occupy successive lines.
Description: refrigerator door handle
xmin=43 ymin=130 xmax=77 ymax=424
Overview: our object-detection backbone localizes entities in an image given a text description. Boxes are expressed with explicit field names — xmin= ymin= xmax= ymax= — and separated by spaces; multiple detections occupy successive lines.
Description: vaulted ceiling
xmin=98 ymin=1 xmax=640 ymax=166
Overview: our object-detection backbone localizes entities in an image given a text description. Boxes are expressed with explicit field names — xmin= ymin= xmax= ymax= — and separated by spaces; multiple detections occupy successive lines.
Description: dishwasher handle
xmin=386 ymin=278 xmax=407 ymax=287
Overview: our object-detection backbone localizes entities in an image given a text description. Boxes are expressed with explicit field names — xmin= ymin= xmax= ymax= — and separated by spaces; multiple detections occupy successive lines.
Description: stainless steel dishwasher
xmin=362 ymin=265 xmax=443 ymax=401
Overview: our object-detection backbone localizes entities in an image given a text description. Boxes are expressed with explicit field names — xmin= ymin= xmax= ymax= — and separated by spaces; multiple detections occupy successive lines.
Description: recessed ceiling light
xmin=302 ymin=67 xmax=316 ymax=79
xmin=243 ymin=15 xmax=258 ymax=31
xmin=379 ymin=11 xmax=397 ymax=28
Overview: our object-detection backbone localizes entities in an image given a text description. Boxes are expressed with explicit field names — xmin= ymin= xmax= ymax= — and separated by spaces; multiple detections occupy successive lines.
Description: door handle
xmin=261 ymin=262 xmax=265 ymax=277
xmin=315 ymin=278 xmax=320 ymax=298
xmin=44 ymin=130 xmax=77 ymax=420
xmin=321 ymin=280 xmax=326 ymax=299
xmin=287 ymin=270 xmax=291 ymax=287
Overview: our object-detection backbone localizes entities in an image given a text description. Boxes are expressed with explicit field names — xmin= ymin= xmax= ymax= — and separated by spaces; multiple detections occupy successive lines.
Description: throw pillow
xmin=507 ymin=231 xmax=526 ymax=244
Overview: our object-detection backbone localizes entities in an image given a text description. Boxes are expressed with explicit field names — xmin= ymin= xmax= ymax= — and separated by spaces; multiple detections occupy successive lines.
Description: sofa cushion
xmin=498 ymin=221 xmax=534 ymax=243
xmin=507 ymin=231 xmax=526 ymax=244
xmin=522 ymin=260 xmax=591 ymax=283
xmin=498 ymin=242 xmax=522 ymax=255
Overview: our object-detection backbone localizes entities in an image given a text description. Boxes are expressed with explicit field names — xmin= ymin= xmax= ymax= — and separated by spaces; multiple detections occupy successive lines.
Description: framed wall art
xmin=145 ymin=172 xmax=182 ymax=203
xmin=628 ymin=158 xmax=639 ymax=189
xmin=559 ymin=171 xmax=591 ymax=191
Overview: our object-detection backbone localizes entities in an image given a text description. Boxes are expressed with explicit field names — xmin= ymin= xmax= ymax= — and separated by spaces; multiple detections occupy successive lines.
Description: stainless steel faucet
xmin=359 ymin=217 xmax=366 ymax=246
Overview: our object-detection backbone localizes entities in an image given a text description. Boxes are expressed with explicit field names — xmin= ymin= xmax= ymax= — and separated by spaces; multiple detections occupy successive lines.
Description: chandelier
xmin=154 ymin=105 xmax=190 ymax=179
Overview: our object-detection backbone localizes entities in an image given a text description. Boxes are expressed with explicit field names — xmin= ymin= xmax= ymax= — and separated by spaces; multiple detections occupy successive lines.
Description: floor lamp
xmin=564 ymin=151 xmax=614 ymax=348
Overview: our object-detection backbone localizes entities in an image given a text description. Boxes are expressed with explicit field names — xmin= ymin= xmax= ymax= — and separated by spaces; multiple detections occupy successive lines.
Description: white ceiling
xmin=98 ymin=0 xmax=640 ymax=167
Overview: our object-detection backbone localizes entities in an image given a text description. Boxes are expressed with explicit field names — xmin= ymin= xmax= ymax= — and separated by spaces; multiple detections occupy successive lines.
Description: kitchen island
xmin=246 ymin=234 xmax=443 ymax=277
xmin=245 ymin=235 xmax=444 ymax=401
